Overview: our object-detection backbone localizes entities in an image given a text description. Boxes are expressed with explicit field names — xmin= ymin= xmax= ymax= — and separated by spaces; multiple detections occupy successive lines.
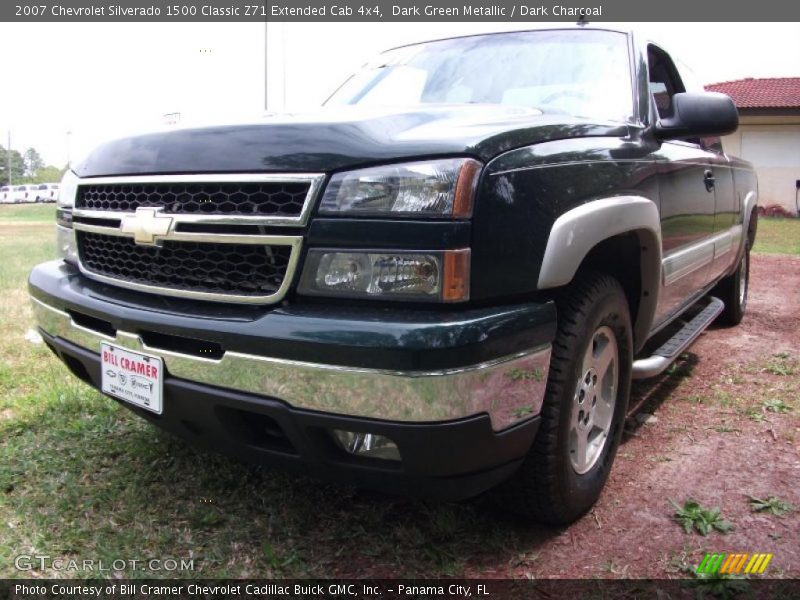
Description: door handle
xmin=703 ymin=169 xmax=715 ymax=192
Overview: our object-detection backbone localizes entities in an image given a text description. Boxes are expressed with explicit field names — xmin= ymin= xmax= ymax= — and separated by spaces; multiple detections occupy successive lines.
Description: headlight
xmin=57 ymin=169 xmax=79 ymax=208
xmin=319 ymin=158 xmax=481 ymax=217
xmin=298 ymin=249 xmax=469 ymax=302
xmin=56 ymin=170 xmax=79 ymax=264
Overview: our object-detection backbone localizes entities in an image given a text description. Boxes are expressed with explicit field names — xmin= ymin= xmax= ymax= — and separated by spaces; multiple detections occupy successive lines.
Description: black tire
xmin=498 ymin=272 xmax=633 ymax=525
xmin=715 ymin=244 xmax=750 ymax=326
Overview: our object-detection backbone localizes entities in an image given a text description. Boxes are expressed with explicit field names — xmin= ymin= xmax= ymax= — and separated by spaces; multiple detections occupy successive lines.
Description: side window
xmin=647 ymin=45 xmax=686 ymax=122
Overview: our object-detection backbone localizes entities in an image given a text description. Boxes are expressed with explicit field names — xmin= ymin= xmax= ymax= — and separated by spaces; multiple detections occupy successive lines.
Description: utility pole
xmin=282 ymin=23 xmax=287 ymax=111
xmin=6 ymin=130 xmax=11 ymax=186
xmin=264 ymin=16 xmax=287 ymax=114
xmin=66 ymin=130 xmax=72 ymax=168
xmin=264 ymin=19 xmax=269 ymax=112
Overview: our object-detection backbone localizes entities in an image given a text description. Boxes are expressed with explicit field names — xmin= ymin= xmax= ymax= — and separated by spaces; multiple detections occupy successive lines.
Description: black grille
xmin=76 ymin=181 xmax=310 ymax=216
xmin=77 ymin=231 xmax=292 ymax=297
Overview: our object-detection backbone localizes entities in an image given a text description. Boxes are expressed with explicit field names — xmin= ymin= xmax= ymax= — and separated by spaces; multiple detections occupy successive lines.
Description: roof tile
xmin=705 ymin=77 xmax=800 ymax=109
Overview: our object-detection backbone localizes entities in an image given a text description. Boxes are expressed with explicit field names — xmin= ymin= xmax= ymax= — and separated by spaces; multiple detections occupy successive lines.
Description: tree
xmin=34 ymin=165 xmax=67 ymax=184
xmin=23 ymin=148 xmax=45 ymax=178
xmin=0 ymin=145 xmax=25 ymax=186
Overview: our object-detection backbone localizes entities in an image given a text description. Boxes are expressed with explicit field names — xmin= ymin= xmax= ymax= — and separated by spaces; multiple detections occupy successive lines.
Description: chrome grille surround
xmin=71 ymin=173 xmax=324 ymax=304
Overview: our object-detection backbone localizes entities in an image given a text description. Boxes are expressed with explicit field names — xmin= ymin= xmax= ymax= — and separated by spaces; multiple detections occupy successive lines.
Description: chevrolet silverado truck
xmin=29 ymin=27 xmax=757 ymax=524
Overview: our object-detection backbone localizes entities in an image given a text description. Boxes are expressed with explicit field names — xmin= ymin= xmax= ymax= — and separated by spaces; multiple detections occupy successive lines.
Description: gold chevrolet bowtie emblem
xmin=120 ymin=207 xmax=173 ymax=245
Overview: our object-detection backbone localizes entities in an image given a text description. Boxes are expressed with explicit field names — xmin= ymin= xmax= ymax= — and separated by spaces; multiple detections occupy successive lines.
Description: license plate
xmin=101 ymin=343 xmax=163 ymax=414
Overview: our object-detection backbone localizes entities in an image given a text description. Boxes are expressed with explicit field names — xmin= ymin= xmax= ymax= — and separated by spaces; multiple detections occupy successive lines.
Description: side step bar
xmin=632 ymin=296 xmax=724 ymax=379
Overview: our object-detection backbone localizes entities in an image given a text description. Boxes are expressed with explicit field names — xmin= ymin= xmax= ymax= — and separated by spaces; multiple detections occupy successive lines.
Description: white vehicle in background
xmin=12 ymin=184 xmax=39 ymax=203
xmin=34 ymin=183 xmax=60 ymax=203
xmin=0 ymin=186 xmax=12 ymax=203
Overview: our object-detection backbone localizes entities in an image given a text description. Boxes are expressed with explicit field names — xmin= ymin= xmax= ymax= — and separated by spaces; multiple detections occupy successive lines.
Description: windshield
xmin=327 ymin=29 xmax=633 ymax=123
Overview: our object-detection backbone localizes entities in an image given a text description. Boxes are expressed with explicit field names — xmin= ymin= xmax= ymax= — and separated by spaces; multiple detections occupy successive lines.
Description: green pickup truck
xmin=29 ymin=27 xmax=757 ymax=524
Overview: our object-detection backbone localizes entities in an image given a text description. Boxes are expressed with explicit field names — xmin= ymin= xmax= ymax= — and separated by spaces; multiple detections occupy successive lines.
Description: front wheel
xmin=715 ymin=245 xmax=750 ymax=326
xmin=498 ymin=273 xmax=633 ymax=524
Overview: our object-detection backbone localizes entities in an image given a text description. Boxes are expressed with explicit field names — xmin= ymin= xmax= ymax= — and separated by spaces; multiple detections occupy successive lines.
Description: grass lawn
xmin=0 ymin=203 xmax=57 ymax=224
xmin=752 ymin=217 xmax=800 ymax=255
xmin=0 ymin=204 xmax=797 ymax=579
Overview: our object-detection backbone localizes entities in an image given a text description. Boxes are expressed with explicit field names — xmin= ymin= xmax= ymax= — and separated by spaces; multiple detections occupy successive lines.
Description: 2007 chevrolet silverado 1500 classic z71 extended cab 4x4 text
xmin=29 ymin=27 xmax=757 ymax=524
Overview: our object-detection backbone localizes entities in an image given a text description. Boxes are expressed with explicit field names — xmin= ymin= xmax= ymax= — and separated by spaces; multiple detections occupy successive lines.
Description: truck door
xmin=673 ymin=60 xmax=740 ymax=284
xmin=648 ymin=45 xmax=718 ymax=324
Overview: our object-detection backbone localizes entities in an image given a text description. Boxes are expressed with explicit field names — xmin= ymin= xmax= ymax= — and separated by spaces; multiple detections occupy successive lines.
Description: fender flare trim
xmin=537 ymin=196 xmax=662 ymax=350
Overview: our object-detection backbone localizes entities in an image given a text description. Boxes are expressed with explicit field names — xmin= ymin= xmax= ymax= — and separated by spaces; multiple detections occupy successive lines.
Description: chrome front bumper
xmin=31 ymin=296 xmax=551 ymax=431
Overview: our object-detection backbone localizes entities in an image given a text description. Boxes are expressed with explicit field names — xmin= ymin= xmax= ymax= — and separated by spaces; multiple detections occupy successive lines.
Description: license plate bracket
xmin=101 ymin=343 xmax=163 ymax=414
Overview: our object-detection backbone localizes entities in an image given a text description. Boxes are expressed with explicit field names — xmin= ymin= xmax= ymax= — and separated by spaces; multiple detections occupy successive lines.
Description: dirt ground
xmin=468 ymin=253 xmax=800 ymax=579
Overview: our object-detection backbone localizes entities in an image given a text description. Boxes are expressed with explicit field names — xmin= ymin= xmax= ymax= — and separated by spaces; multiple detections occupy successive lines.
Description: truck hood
xmin=74 ymin=104 xmax=629 ymax=177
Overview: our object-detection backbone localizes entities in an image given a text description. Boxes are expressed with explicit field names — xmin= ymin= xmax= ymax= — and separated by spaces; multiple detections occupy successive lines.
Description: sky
xmin=0 ymin=21 xmax=798 ymax=169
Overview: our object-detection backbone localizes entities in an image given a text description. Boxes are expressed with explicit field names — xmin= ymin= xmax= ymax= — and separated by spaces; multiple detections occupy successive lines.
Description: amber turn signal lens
xmin=452 ymin=159 xmax=482 ymax=218
xmin=442 ymin=249 xmax=470 ymax=302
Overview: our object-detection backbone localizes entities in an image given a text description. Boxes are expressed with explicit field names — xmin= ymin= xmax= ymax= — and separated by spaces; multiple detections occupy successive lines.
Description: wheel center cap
xmin=577 ymin=367 xmax=599 ymax=429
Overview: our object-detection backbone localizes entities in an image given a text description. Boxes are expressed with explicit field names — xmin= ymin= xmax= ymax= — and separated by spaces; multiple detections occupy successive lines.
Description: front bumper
xmin=29 ymin=260 xmax=556 ymax=498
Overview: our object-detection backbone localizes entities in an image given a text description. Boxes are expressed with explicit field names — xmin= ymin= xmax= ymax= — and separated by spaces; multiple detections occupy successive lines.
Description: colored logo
xmin=697 ymin=553 xmax=773 ymax=575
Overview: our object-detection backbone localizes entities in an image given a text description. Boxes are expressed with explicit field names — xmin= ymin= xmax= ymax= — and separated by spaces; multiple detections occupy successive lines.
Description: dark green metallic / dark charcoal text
xmin=391 ymin=5 xmax=602 ymax=16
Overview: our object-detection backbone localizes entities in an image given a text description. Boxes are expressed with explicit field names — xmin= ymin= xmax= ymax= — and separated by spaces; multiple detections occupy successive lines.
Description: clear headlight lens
xmin=56 ymin=170 xmax=79 ymax=264
xmin=319 ymin=158 xmax=481 ymax=217
xmin=298 ymin=249 xmax=469 ymax=302
xmin=57 ymin=169 xmax=79 ymax=208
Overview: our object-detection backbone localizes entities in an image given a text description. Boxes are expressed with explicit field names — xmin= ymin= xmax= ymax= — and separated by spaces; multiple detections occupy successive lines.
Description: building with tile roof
xmin=705 ymin=78 xmax=800 ymax=214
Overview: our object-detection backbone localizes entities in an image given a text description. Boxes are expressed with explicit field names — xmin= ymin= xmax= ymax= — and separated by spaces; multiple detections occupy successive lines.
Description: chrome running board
xmin=632 ymin=296 xmax=724 ymax=379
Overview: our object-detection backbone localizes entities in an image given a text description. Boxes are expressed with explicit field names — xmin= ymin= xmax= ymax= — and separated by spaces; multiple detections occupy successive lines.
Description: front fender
xmin=537 ymin=196 xmax=662 ymax=350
